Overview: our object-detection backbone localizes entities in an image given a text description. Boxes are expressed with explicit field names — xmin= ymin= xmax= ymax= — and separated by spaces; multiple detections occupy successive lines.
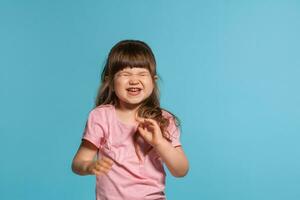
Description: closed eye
xmin=139 ymin=72 xmax=150 ymax=76
xmin=119 ymin=72 xmax=131 ymax=76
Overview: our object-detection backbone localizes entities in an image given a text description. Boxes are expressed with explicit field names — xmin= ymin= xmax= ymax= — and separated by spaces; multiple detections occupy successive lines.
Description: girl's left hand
xmin=136 ymin=117 xmax=166 ymax=147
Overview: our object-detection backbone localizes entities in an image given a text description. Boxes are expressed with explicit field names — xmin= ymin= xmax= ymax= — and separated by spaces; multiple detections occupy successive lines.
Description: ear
xmin=154 ymin=75 xmax=158 ymax=81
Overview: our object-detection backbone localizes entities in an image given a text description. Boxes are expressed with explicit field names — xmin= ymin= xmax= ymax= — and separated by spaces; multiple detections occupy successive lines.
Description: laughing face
xmin=113 ymin=67 xmax=155 ymax=109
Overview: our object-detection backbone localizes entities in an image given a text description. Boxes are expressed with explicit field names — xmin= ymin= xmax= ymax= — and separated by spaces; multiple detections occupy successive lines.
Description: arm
xmin=155 ymin=141 xmax=189 ymax=177
xmin=137 ymin=118 xmax=189 ymax=177
xmin=72 ymin=139 xmax=113 ymax=176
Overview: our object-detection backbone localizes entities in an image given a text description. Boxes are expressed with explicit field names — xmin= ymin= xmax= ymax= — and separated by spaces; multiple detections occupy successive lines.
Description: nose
xmin=129 ymin=78 xmax=139 ymax=85
xmin=128 ymin=74 xmax=140 ymax=85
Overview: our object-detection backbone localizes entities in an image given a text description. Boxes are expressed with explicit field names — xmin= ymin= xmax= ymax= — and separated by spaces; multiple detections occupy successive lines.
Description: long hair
xmin=95 ymin=40 xmax=179 ymax=157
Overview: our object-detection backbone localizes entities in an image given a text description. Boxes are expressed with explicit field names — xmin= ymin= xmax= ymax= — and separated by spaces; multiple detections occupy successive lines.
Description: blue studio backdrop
xmin=1 ymin=0 xmax=300 ymax=200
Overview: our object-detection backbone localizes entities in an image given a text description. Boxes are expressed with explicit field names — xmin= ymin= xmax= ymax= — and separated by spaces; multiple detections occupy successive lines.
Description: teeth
xmin=127 ymin=88 xmax=141 ymax=92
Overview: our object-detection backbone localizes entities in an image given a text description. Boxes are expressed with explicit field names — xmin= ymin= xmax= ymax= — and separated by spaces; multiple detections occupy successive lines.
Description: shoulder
xmin=162 ymin=109 xmax=173 ymax=118
xmin=91 ymin=104 xmax=115 ymax=112
xmin=162 ymin=109 xmax=180 ymax=127
xmin=162 ymin=109 xmax=177 ymax=121
xmin=87 ymin=104 xmax=115 ymax=120
xmin=161 ymin=109 xmax=181 ymax=142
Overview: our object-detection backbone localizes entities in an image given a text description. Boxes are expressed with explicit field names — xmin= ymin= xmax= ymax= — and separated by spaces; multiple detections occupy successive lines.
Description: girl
xmin=72 ymin=40 xmax=189 ymax=200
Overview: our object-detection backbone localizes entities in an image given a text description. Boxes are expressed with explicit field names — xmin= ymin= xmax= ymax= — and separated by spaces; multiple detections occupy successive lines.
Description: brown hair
xmin=95 ymin=40 xmax=179 ymax=157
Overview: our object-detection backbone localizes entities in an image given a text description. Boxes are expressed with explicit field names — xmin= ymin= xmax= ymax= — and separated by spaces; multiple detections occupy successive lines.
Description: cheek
xmin=113 ymin=81 xmax=125 ymax=100
xmin=113 ymin=79 xmax=125 ymax=91
xmin=146 ymin=80 xmax=155 ymax=92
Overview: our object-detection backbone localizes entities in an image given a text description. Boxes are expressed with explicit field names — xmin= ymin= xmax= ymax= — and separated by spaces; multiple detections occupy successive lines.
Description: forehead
xmin=119 ymin=67 xmax=150 ymax=73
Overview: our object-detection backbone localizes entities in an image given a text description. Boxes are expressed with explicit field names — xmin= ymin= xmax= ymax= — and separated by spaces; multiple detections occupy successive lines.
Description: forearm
xmin=72 ymin=140 xmax=99 ymax=176
xmin=72 ymin=160 xmax=94 ymax=176
xmin=154 ymin=139 xmax=189 ymax=177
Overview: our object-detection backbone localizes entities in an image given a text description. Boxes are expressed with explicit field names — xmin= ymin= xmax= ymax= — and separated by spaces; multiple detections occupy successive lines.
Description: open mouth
xmin=126 ymin=87 xmax=142 ymax=95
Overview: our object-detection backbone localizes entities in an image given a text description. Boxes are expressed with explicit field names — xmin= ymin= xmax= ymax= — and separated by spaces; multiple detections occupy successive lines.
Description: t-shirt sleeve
xmin=167 ymin=116 xmax=181 ymax=147
xmin=82 ymin=109 xmax=105 ymax=149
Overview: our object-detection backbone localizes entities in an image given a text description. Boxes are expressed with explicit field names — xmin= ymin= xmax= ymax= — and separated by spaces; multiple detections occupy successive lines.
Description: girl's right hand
xmin=87 ymin=156 xmax=114 ymax=176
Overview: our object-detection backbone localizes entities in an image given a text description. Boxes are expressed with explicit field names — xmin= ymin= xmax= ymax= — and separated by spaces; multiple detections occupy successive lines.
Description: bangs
xmin=109 ymin=42 xmax=156 ymax=75
xmin=114 ymin=53 xmax=151 ymax=71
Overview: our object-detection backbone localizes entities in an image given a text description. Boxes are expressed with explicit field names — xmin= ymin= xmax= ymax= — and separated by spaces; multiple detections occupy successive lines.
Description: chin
xmin=124 ymin=98 xmax=147 ymax=106
xmin=127 ymin=100 xmax=144 ymax=105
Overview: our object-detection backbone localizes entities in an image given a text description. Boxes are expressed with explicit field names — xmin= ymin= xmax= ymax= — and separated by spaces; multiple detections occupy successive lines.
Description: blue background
xmin=1 ymin=0 xmax=300 ymax=199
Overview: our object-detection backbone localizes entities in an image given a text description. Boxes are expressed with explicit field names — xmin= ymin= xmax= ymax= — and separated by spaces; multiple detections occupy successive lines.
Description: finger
xmin=92 ymin=168 xmax=104 ymax=176
xmin=94 ymin=169 xmax=109 ymax=176
xmin=138 ymin=122 xmax=155 ymax=134
xmin=135 ymin=115 xmax=144 ymax=122
xmin=144 ymin=119 xmax=160 ymax=131
xmin=94 ymin=160 xmax=103 ymax=169
xmin=137 ymin=117 xmax=155 ymax=127
xmin=96 ymin=157 xmax=112 ymax=167
xmin=94 ymin=163 xmax=102 ymax=171
xmin=144 ymin=118 xmax=159 ymax=127
xmin=94 ymin=160 xmax=112 ymax=172
xmin=102 ymin=156 xmax=114 ymax=166
xmin=137 ymin=119 xmax=154 ymax=130
xmin=95 ymin=165 xmax=109 ymax=173
xmin=99 ymin=160 xmax=113 ymax=169
xmin=102 ymin=167 xmax=111 ymax=174
xmin=138 ymin=126 xmax=150 ymax=139
xmin=137 ymin=119 xmax=147 ymax=129
xmin=96 ymin=165 xmax=111 ymax=173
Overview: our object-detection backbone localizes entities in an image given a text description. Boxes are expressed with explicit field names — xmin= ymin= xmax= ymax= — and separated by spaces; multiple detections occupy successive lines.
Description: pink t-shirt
xmin=82 ymin=104 xmax=181 ymax=200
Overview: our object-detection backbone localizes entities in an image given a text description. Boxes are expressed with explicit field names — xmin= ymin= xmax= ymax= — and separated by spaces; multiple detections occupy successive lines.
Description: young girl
xmin=72 ymin=40 xmax=189 ymax=200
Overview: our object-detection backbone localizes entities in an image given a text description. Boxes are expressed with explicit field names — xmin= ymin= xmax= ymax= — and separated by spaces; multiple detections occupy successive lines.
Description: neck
xmin=116 ymin=102 xmax=141 ymax=114
xmin=115 ymin=102 xmax=141 ymax=125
